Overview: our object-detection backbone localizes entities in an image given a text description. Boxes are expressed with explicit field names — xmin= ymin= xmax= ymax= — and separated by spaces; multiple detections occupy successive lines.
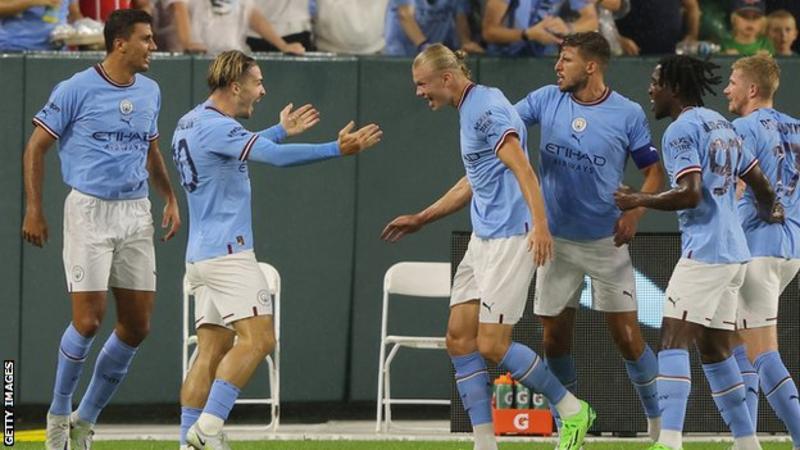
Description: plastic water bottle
xmin=493 ymin=373 xmax=514 ymax=409
xmin=514 ymin=381 xmax=531 ymax=409
xmin=675 ymin=40 xmax=720 ymax=56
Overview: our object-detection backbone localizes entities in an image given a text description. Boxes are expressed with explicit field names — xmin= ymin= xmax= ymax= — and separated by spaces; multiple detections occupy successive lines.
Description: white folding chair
xmin=182 ymin=262 xmax=281 ymax=431
xmin=375 ymin=261 xmax=452 ymax=432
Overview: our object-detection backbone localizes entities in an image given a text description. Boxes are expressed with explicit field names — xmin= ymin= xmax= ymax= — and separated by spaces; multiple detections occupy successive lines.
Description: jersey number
xmin=772 ymin=140 xmax=800 ymax=197
xmin=172 ymin=138 xmax=198 ymax=193
xmin=708 ymin=138 xmax=739 ymax=196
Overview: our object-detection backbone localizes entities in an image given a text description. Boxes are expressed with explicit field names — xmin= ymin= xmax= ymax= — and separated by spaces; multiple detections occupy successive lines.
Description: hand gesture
xmin=614 ymin=185 xmax=641 ymax=211
xmin=280 ymin=42 xmax=306 ymax=55
xmin=461 ymin=41 xmax=485 ymax=54
xmin=161 ymin=199 xmax=181 ymax=241
xmin=381 ymin=214 xmax=424 ymax=243
xmin=760 ymin=201 xmax=785 ymax=225
xmin=527 ymin=17 xmax=564 ymax=46
xmin=613 ymin=210 xmax=639 ymax=247
xmin=280 ymin=103 xmax=320 ymax=137
xmin=528 ymin=225 xmax=553 ymax=266
xmin=337 ymin=121 xmax=382 ymax=156
xmin=22 ymin=209 xmax=48 ymax=247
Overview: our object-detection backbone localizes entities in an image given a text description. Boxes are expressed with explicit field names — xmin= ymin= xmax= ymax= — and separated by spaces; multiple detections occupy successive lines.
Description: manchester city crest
xmin=571 ymin=117 xmax=587 ymax=133
xmin=119 ymin=99 xmax=134 ymax=115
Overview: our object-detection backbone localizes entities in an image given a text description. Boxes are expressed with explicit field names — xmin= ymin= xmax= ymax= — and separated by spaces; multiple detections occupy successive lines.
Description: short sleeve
xmin=32 ymin=80 xmax=80 ymax=140
xmin=149 ymin=88 xmax=161 ymax=141
xmin=663 ymin=122 xmax=701 ymax=184
xmin=514 ymin=87 xmax=549 ymax=126
xmin=569 ymin=0 xmax=590 ymax=11
xmin=737 ymin=137 xmax=758 ymax=177
xmin=205 ymin=117 xmax=260 ymax=161
xmin=474 ymin=103 xmax=519 ymax=154
xmin=627 ymin=105 xmax=659 ymax=169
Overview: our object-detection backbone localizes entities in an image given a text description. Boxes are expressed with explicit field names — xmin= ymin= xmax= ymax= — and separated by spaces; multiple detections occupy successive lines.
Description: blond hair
xmin=207 ymin=50 xmax=257 ymax=92
xmin=412 ymin=44 xmax=472 ymax=80
xmin=732 ymin=54 xmax=781 ymax=100
xmin=767 ymin=9 xmax=796 ymax=25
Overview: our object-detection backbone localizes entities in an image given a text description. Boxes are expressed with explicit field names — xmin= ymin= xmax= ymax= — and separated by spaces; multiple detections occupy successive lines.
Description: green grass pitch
xmin=7 ymin=442 xmax=794 ymax=449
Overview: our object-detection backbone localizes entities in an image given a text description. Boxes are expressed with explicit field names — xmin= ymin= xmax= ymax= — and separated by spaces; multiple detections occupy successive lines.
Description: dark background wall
xmin=2 ymin=54 xmax=799 ymax=406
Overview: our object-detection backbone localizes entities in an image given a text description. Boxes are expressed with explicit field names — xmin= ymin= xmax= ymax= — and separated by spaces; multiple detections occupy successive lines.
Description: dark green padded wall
xmin=5 ymin=55 xmax=800 ymax=404
xmin=0 ymin=55 xmax=24 ymax=367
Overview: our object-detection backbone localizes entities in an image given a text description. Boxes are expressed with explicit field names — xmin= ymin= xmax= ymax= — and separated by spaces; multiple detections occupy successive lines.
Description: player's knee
xmin=446 ymin=332 xmax=475 ymax=355
xmin=72 ymin=316 xmax=102 ymax=337
xmin=117 ymin=321 xmax=150 ymax=346
xmin=241 ymin=332 xmax=275 ymax=358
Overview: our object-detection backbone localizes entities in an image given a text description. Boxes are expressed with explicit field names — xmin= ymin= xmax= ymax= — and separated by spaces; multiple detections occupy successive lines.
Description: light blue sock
xmin=625 ymin=345 xmax=661 ymax=419
xmin=76 ymin=332 xmax=138 ymax=424
xmin=545 ymin=354 xmax=577 ymax=429
xmin=499 ymin=342 xmax=567 ymax=405
xmin=658 ymin=349 xmax=691 ymax=433
xmin=50 ymin=324 xmax=95 ymax=416
xmin=451 ymin=352 xmax=492 ymax=426
xmin=702 ymin=356 xmax=755 ymax=438
xmin=204 ymin=379 xmax=240 ymax=421
xmin=180 ymin=407 xmax=202 ymax=445
xmin=755 ymin=351 xmax=800 ymax=447
xmin=733 ymin=345 xmax=759 ymax=429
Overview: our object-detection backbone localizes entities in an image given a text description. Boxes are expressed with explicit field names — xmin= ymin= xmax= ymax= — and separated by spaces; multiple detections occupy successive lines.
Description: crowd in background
xmin=1 ymin=0 xmax=799 ymax=57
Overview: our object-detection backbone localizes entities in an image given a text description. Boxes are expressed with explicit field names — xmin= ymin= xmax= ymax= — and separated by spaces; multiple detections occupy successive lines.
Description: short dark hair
xmin=561 ymin=31 xmax=611 ymax=68
xmin=103 ymin=9 xmax=153 ymax=54
xmin=657 ymin=55 xmax=722 ymax=106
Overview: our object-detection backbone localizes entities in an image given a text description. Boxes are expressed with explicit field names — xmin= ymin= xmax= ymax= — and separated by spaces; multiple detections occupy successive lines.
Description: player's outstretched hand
xmin=527 ymin=225 xmax=553 ymax=267
xmin=22 ymin=209 xmax=48 ymax=248
xmin=280 ymin=103 xmax=320 ymax=137
xmin=161 ymin=199 xmax=181 ymax=242
xmin=613 ymin=210 xmax=639 ymax=247
xmin=614 ymin=185 xmax=641 ymax=211
xmin=381 ymin=214 xmax=423 ymax=243
xmin=338 ymin=121 xmax=383 ymax=156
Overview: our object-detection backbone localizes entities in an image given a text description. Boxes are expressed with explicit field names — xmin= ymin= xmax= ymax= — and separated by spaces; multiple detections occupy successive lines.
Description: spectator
xmin=594 ymin=0 xmax=632 ymax=55
xmin=384 ymin=0 xmax=483 ymax=56
xmin=482 ymin=0 xmax=598 ymax=57
xmin=0 ymin=0 xmax=82 ymax=50
xmin=149 ymin=0 xmax=304 ymax=55
xmin=766 ymin=9 xmax=797 ymax=55
xmin=766 ymin=0 xmax=800 ymax=52
xmin=615 ymin=0 xmax=700 ymax=55
xmin=721 ymin=0 xmax=774 ymax=55
xmin=313 ymin=0 xmax=389 ymax=54
xmin=247 ymin=0 xmax=313 ymax=52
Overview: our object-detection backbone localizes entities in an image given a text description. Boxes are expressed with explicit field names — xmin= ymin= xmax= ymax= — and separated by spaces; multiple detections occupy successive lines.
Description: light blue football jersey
xmin=485 ymin=0 xmax=589 ymax=57
xmin=0 ymin=0 xmax=73 ymax=51
xmin=662 ymin=107 xmax=756 ymax=264
xmin=384 ymin=0 xmax=468 ymax=56
xmin=734 ymin=108 xmax=800 ymax=259
xmin=172 ymin=101 xmax=341 ymax=263
xmin=33 ymin=64 xmax=160 ymax=200
xmin=459 ymin=83 xmax=531 ymax=239
xmin=515 ymin=85 xmax=659 ymax=241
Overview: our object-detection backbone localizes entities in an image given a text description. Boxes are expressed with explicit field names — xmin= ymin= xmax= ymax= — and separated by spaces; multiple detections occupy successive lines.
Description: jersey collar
xmin=457 ymin=83 xmax=476 ymax=110
xmin=570 ymin=86 xmax=611 ymax=106
xmin=94 ymin=63 xmax=135 ymax=88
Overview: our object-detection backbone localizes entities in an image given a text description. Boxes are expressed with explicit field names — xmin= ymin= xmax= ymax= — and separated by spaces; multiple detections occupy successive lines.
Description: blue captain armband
xmin=631 ymin=143 xmax=660 ymax=169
